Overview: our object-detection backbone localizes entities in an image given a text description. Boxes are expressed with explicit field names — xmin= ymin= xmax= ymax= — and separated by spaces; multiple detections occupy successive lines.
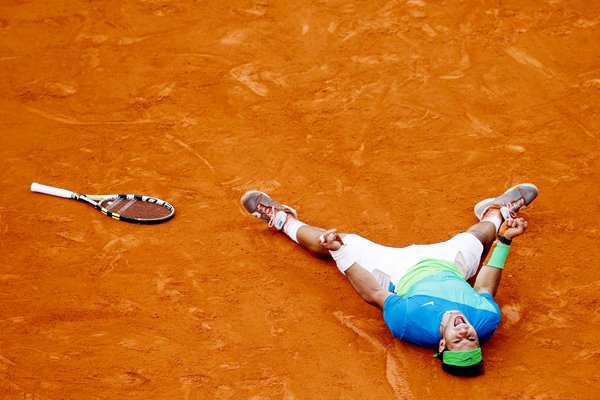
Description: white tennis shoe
xmin=241 ymin=190 xmax=297 ymax=231
xmin=474 ymin=183 xmax=538 ymax=221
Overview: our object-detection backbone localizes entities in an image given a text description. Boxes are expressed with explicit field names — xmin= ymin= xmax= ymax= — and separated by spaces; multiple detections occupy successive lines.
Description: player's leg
xmin=460 ymin=220 xmax=497 ymax=282
xmin=240 ymin=190 xmax=337 ymax=257
xmin=466 ymin=220 xmax=497 ymax=258
xmin=414 ymin=183 xmax=539 ymax=281
xmin=241 ymin=183 xmax=539 ymax=272
xmin=472 ymin=183 xmax=538 ymax=256
xmin=296 ymin=225 xmax=338 ymax=257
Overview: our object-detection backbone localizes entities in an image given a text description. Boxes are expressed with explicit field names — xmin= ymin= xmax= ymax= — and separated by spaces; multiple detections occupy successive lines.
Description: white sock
xmin=283 ymin=217 xmax=305 ymax=243
xmin=482 ymin=209 xmax=503 ymax=233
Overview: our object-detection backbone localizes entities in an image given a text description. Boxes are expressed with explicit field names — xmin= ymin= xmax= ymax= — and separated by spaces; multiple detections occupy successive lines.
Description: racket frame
xmin=31 ymin=182 xmax=175 ymax=224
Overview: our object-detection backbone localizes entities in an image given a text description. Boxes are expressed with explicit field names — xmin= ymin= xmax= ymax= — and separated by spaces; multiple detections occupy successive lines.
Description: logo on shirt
xmin=420 ymin=301 xmax=435 ymax=307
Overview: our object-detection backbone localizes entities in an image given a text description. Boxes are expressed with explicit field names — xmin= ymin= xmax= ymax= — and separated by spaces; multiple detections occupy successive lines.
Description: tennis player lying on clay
xmin=241 ymin=184 xmax=538 ymax=376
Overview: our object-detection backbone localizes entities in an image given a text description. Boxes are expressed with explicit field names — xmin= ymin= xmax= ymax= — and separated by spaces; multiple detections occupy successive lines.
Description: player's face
xmin=438 ymin=311 xmax=480 ymax=352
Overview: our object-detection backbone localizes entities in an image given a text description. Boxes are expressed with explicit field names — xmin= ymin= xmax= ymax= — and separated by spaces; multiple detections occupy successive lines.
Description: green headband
xmin=435 ymin=348 xmax=483 ymax=367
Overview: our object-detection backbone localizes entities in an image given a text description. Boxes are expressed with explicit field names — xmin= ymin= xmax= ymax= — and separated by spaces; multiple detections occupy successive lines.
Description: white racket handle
xmin=30 ymin=182 xmax=75 ymax=199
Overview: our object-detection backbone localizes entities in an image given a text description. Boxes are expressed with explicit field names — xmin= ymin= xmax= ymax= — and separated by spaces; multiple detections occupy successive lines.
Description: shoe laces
xmin=503 ymin=197 xmax=526 ymax=219
xmin=256 ymin=203 xmax=278 ymax=227
xmin=267 ymin=206 xmax=277 ymax=228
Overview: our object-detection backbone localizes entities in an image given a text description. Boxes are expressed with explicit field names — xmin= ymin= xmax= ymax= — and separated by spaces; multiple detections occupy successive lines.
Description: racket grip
xmin=30 ymin=182 xmax=75 ymax=199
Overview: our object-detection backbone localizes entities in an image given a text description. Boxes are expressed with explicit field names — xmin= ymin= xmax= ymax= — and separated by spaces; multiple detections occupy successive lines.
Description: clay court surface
xmin=1 ymin=0 xmax=599 ymax=398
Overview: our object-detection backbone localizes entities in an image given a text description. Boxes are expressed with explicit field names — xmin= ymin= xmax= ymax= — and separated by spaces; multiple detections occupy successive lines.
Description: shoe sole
xmin=474 ymin=183 xmax=538 ymax=220
xmin=241 ymin=190 xmax=270 ymax=219
xmin=241 ymin=190 xmax=297 ymax=219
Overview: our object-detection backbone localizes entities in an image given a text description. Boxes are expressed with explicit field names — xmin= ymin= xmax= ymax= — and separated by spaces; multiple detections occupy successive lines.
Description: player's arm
xmin=344 ymin=263 xmax=392 ymax=310
xmin=473 ymin=265 xmax=503 ymax=297
xmin=475 ymin=218 xmax=528 ymax=296
xmin=319 ymin=229 xmax=391 ymax=310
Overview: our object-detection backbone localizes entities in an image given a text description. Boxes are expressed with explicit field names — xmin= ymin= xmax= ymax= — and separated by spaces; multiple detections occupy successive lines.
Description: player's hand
xmin=318 ymin=229 xmax=344 ymax=251
xmin=499 ymin=217 xmax=528 ymax=239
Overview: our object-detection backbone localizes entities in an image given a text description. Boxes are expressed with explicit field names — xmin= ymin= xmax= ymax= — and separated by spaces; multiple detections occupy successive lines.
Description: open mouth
xmin=454 ymin=316 xmax=466 ymax=327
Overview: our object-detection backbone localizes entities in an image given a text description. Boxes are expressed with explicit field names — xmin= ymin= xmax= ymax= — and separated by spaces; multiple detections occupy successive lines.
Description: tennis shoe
xmin=241 ymin=190 xmax=297 ymax=231
xmin=474 ymin=183 xmax=538 ymax=221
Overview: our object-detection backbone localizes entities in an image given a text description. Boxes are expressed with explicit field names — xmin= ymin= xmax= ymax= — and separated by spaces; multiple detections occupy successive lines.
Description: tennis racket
xmin=31 ymin=182 xmax=175 ymax=224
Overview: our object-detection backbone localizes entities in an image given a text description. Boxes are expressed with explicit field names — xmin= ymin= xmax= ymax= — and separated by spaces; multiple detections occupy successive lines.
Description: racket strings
xmin=103 ymin=198 xmax=172 ymax=219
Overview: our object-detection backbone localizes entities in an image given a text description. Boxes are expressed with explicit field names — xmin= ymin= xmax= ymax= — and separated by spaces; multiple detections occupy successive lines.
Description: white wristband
xmin=329 ymin=244 xmax=356 ymax=274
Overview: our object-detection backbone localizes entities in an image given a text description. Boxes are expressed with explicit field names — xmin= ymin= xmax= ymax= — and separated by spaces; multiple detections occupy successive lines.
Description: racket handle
xmin=30 ymin=182 xmax=75 ymax=199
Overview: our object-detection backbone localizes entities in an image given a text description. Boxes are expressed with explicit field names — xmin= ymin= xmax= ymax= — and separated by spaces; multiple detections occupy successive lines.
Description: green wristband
xmin=487 ymin=242 xmax=510 ymax=269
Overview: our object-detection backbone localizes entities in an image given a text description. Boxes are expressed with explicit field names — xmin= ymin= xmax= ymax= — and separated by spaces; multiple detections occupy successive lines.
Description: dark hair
xmin=438 ymin=349 xmax=484 ymax=377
